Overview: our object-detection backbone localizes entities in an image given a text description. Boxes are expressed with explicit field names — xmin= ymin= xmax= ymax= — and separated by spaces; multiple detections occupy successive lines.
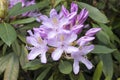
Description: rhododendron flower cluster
xmin=26 ymin=2 xmax=101 ymax=74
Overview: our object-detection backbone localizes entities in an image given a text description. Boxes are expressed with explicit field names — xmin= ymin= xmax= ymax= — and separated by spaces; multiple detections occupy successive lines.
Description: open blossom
xmin=71 ymin=44 xmax=94 ymax=74
xmin=26 ymin=30 xmax=48 ymax=63
xmin=26 ymin=2 xmax=101 ymax=74
xmin=48 ymin=33 xmax=79 ymax=61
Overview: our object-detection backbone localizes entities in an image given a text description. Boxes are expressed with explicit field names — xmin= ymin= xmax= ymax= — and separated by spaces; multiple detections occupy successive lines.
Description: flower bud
xmin=0 ymin=0 xmax=8 ymax=18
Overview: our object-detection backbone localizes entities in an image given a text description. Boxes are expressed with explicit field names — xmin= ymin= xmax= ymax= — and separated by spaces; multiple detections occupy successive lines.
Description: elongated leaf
xmin=0 ymin=54 xmax=12 ymax=75
xmin=93 ymin=61 xmax=103 ymax=80
xmin=91 ymin=45 xmax=116 ymax=54
xmin=12 ymin=40 xmax=21 ymax=56
xmin=77 ymin=2 xmax=109 ymax=23
xmin=4 ymin=53 xmax=19 ymax=80
xmin=20 ymin=45 xmax=28 ymax=69
xmin=11 ymin=17 xmax=36 ymax=24
xmin=8 ymin=3 xmax=22 ymax=17
xmin=23 ymin=59 xmax=43 ymax=70
xmin=100 ymin=54 xmax=113 ymax=80
xmin=58 ymin=60 xmax=72 ymax=74
xmin=78 ymin=72 xmax=85 ymax=80
xmin=2 ymin=44 xmax=7 ymax=55
xmin=0 ymin=23 xmax=17 ymax=46
xmin=36 ymin=67 xmax=51 ymax=80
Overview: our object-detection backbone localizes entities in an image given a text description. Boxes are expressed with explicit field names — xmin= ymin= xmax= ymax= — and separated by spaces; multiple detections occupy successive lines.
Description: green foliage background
xmin=0 ymin=0 xmax=120 ymax=80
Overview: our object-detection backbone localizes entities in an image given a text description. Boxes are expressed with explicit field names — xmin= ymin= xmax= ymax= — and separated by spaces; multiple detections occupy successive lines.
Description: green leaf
xmin=93 ymin=61 xmax=103 ymax=80
xmin=91 ymin=45 xmax=116 ymax=54
xmin=77 ymin=2 xmax=109 ymax=23
xmin=0 ymin=23 xmax=17 ymax=46
xmin=8 ymin=3 xmax=22 ymax=17
xmin=23 ymin=59 xmax=43 ymax=70
xmin=12 ymin=40 xmax=21 ymax=56
xmin=100 ymin=54 xmax=113 ymax=80
xmin=0 ymin=54 xmax=12 ymax=75
xmin=2 ymin=44 xmax=7 ymax=55
xmin=11 ymin=17 xmax=36 ymax=24
xmin=36 ymin=67 xmax=51 ymax=80
xmin=19 ymin=45 xmax=28 ymax=69
xmin=58 ymin=60 xmax=72 ymax=74
xmin=4 ymin=53 xmax=19 ymax=80
xmin=78 ymin=72 xmax=85 ymax=80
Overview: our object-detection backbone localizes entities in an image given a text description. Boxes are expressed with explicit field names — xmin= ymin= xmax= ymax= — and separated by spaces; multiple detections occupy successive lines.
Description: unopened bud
xmin=0 ymin=0 xmax=8 ymax=18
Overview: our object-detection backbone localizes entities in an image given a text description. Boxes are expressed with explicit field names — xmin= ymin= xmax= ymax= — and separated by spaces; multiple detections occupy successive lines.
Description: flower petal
xmin=73 ymin=60 xmax=80 ymax=74
xmin=27 ymin=48 xmax=41 ymax=60
xmin=77 ymin=36 xmax=95 ymax=46
xmin=65 ymin=33 xmax=77 ymax=44
xmin=40 ymin=50 xmax=47 ymax=63
xmin=26 ymin=36 xmax=39 ymax=47
xmin=71 ymin=2 xmax=78 ymax=12
xmin=50 ymin=9 xmax=58 ymax=18
xmin=81 ymin=45 xmax=94 ymax=55
xmin=85 ymin=28 xmax=101 ymax=37
xmin=52 ymin=48 xmax=63 ymax=61
xmin=80 ymin=57 xmax=93 ymax=69
xmin=65 ymin=46 xmax=79 ymax=53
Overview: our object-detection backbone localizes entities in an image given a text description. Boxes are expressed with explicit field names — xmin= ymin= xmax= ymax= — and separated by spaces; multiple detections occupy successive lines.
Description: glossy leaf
xmin=4 ymin=53 xmax=19 ymax=80
xmin=20 ymin=45 xmax=29 ymax=69
xmin=91 ymin=45 xmax=116 ymax=54
xmin=93 ymin=61 xmax=103 ymax=80
xmin=0 ymin=54 xmax=12 ymax=75
xmin=11 ymin=17 xmax=36 ymax=24
xmin=58 ymin=60 xmax=72 ymax=74
xmin=12 ymin=40 xmax=21 ymax=56
xmin=36 ymin=67 xmax=51 ymax=80
xmin=100 ymin=54 xmax=113 ymax=80
xmin=23 ymin=59 xmax=43 ymax=70
xmin=78 ymin=72 xmax=85 ymax=80
xmin=77 ymin=2 xmax=109 ymax=23
xmin=0 ymin=23 xmax=17 ymax=46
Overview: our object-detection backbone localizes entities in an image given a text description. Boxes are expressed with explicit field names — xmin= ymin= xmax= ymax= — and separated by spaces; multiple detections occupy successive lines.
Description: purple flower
xmin=85 ymin=28 xmax=101 ymax=37
xmin=26 ymin=30 xmax=48 ymax=63
xmin=48 ymin=33 xmax=79 ymax=61
xmin=71 ymin=45 xmax=94 ymax=74
xmin=26 ymin=2 xmax=101 ymax=74
xmin=77 ymin=36 xmax=95 ymax=46
xmin=40 ymin=9 xmax=69 ymax=39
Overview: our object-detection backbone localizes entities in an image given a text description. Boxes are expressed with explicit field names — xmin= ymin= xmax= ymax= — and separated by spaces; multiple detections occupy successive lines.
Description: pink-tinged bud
xmin=85 ymin=28 xmax=101 ymax=37
xmin=76 ymin=8 xmax=88 ymax=24
xmin=0 ymin=0 xmax=8 ymax=18
xmin=70 ymin=2 xmax=78 ymax=13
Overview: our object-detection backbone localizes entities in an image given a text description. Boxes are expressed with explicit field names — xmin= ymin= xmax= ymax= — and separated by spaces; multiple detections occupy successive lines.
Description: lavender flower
xmin=71 ymin=45 xmax=94 ymax=74
xmin=26 ymin=2 xmax=101 ymax=74
xmin=26 ymin=30 xmax=48 ymax=63
xmin=48 ymin=33 xmax=79 ymax=61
